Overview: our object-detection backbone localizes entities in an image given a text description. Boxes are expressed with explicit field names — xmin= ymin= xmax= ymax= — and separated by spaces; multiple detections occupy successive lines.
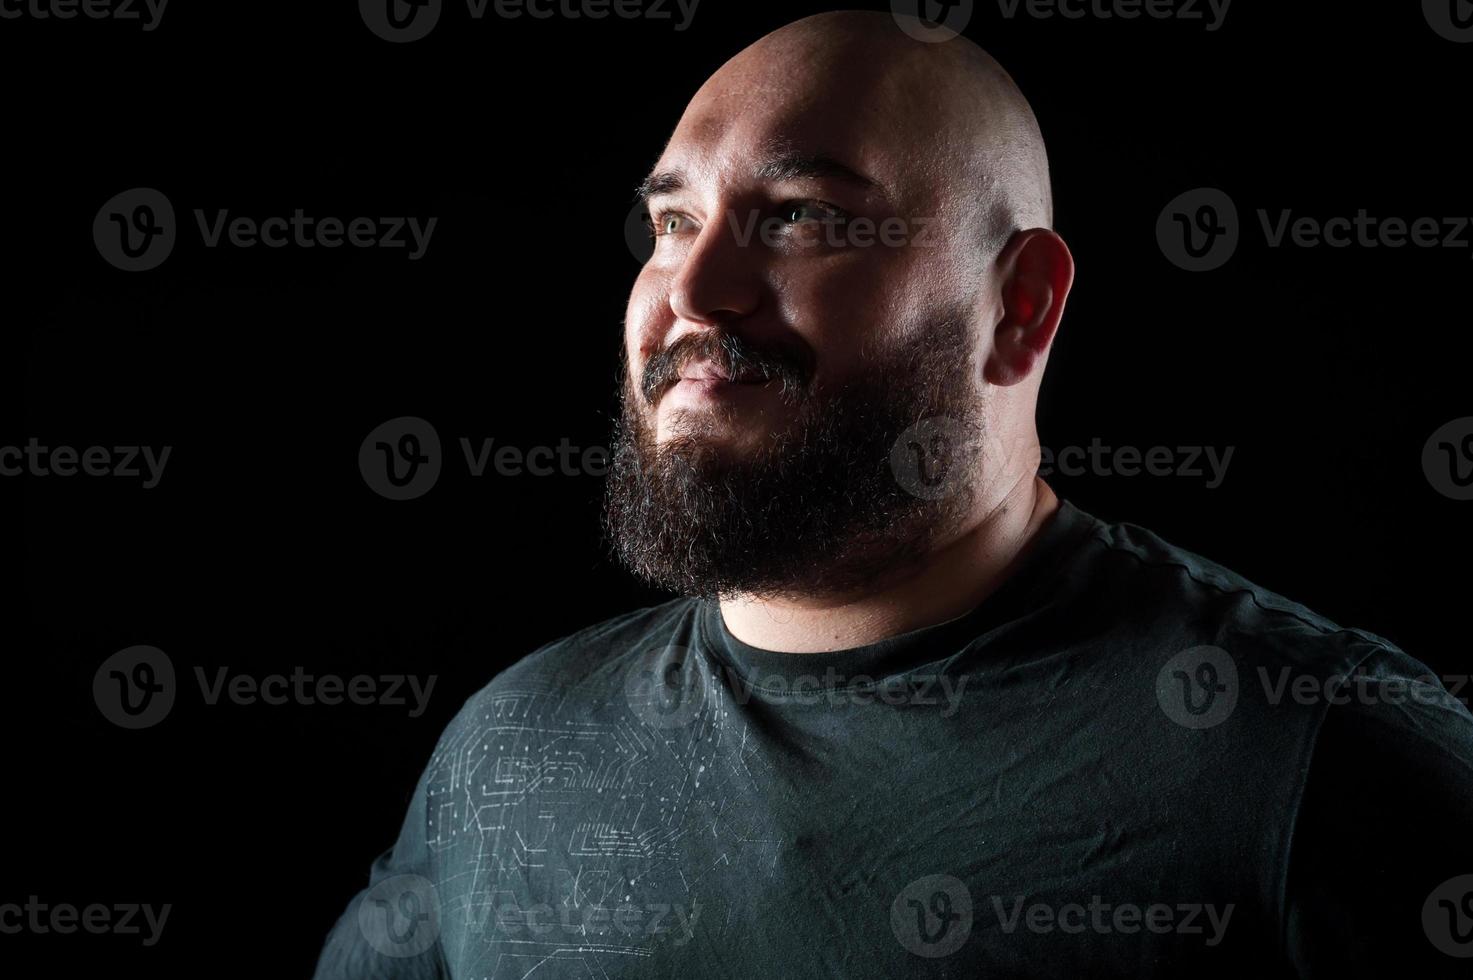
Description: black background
xmin=6 ymin=0 xmax=1471 ymax=974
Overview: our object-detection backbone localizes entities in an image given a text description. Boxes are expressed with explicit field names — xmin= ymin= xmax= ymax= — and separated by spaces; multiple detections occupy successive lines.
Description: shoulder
xmin=1070 ymin=506 xmax=1407 ymax=683
xmin=435 ymin=596 xmax=699 ymax=739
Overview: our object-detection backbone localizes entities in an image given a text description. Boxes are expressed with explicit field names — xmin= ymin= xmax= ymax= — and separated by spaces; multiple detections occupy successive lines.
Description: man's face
xmin=624 ymin=49 xmax=977 ymax=453
xmin=605 ymin=40 xmax=994 ymax=600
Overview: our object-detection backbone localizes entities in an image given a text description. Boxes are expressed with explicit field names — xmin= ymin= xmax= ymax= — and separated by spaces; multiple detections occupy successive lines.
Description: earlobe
xmin=984 ymin=328 xmax=1039 ymax=387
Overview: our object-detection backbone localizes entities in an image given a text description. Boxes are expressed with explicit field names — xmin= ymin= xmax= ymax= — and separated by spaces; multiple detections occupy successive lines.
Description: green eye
xmin=648 ymin=212 xmax=690 ymax=237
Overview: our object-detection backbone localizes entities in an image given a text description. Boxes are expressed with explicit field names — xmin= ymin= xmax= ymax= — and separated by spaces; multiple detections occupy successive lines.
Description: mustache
xmin=640 ymin=330 xmax=815 ymax=405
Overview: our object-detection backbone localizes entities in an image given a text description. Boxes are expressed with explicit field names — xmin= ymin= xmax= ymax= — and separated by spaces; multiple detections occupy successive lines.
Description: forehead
xmin=651 ymin=51 xmax=940 ymax=203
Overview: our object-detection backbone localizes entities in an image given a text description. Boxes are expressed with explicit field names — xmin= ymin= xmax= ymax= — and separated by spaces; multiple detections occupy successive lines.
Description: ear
xmin=984 ymin=228 xmax=1074 ymax=387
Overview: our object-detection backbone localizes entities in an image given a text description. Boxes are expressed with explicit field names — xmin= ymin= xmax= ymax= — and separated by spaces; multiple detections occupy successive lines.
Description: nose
xmin=667 ymin=214 xmax=762 ymax=327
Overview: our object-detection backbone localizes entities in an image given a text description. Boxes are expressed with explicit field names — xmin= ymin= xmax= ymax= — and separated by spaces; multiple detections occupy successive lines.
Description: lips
xmin=678 ymin=359 xmax=764 ymax=384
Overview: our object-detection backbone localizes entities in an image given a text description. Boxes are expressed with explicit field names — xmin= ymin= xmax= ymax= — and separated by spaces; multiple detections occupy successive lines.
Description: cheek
xmin=625 ymin=265 xmax=671 ymax=359
xmin=771 ymin=253 xmax=929 ymax=375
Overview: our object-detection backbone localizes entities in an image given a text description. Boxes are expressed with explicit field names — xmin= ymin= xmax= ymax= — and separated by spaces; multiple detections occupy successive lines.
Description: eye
xmin=780 ymin=200 xmax=846 ymax=225
xmin=645 ymin=210 xmax=694 ymax=239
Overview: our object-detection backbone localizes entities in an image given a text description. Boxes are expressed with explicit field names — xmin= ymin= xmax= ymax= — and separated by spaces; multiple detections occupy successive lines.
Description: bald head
xmin=612 ymin=11 xmax=1075 ymax=600
xmin=674 ymin=10 xmax=1052 ymax=260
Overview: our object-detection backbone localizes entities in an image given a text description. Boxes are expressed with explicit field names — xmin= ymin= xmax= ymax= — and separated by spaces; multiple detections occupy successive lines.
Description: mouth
xmin=676 ymin=359 xmax=768 ymax=385
xmin=659 ymin=360 xmax=775 ymax=408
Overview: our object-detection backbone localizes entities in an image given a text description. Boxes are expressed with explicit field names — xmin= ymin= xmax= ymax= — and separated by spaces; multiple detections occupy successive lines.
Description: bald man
xmin=315 ymin=12 xmax=1473 ymax=978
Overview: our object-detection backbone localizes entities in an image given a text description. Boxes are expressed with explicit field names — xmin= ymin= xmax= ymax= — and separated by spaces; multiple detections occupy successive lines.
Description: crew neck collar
xmin=695 ymin=498 xmax=1099 ymax=685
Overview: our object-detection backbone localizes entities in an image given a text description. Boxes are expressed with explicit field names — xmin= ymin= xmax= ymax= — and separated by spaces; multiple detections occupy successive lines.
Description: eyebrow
xmin=635 ymin=151 xmax=888 ymax=205
xmin=754 ymin=152 xmax=883 ymax=195
xmin=635 ymin=169 xmax=686 ymax=203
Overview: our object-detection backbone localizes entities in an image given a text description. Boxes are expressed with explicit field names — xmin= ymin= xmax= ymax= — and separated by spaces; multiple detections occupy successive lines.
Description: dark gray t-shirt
xmin=313 ymin=500 xmax=1473 ymax=978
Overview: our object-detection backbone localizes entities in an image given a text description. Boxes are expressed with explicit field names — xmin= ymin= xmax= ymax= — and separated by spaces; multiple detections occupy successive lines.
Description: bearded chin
xmin=601 ymin=314 xmax=985 ymax=602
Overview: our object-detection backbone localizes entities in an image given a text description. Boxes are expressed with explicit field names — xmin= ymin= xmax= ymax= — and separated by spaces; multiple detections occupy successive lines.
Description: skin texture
xmin=622 ymin=11 xmax=1075 ymax=652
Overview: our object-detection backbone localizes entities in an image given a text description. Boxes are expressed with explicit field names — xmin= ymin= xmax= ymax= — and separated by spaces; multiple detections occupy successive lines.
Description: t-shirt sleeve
xmin=1283 ymin=647 xmax=1473 ymax=977
xmin=311 ymin=751 xmax=449 ymax=980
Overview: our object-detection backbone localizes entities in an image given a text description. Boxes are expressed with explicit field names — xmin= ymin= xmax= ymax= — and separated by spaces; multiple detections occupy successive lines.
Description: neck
xmin=718 ymin=474 xmax=1059 ymax=653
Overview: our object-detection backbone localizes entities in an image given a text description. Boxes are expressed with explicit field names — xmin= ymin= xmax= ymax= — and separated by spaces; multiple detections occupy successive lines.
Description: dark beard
xmin=601 ymin=313 xmax=985 ymax=601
